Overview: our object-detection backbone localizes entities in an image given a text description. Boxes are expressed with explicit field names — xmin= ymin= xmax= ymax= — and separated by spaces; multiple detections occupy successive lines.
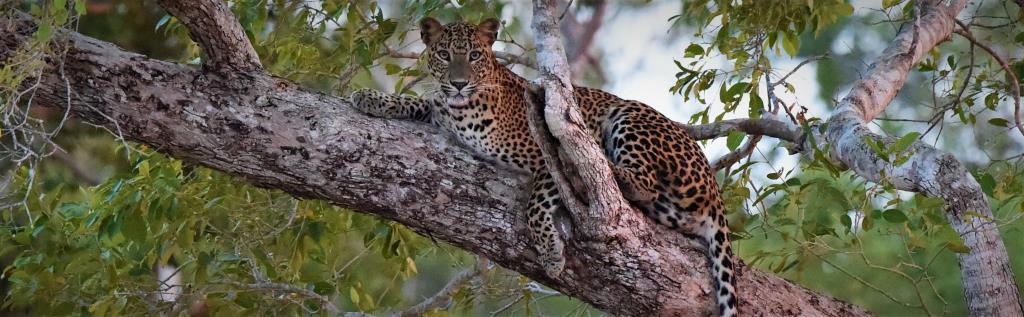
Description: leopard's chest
xmin=433 ymin=104 xmax=500 ymax=155
xmin=431 ymin=102 xmax=537 ymax=172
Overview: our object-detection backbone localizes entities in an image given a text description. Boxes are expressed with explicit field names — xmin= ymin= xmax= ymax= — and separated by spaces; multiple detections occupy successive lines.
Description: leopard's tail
xmin=704 ymin=216 xmax=738 ymax=317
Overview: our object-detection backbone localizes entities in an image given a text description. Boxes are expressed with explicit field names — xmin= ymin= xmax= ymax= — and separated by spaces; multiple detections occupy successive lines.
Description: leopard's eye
xmin=437 ymin=50 xmax=451 ymax=61
xmin=469 ymin=51 xmax=482 ymax=61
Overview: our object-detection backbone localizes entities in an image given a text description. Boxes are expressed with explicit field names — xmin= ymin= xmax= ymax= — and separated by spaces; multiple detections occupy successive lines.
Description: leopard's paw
xmin=348 ymin=88 xmax=377 ymax=112
xmin=541 ymin=253 xmax=566 ymax=278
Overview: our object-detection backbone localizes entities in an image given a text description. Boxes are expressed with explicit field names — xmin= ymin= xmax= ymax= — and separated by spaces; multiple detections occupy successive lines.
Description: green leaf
xmin=74 ymin=0 xmax=86 ymax=16
xmin=1015 ymin=32 xmax=1024 ymax=45
xmin=882 ymin=0 xmax=901 ymax=9
xmin=684 ymin=43 xmax=704 ymax=58
xmin=806 ymin=183 xmax=850 ymax=214
xmin=726 ymin=131 xmax=745 ymax=151
xmin=123 ymin=212 xmax=147 ymax=243
xmin=840 ymin=214 xmax=852 ymax=231
xmin=977 ymin=172 xmax=996 ymax=196
xmin=835 ymin=2 xmax=854 ymax=16
xmin=781 ymin=31 xmax=799 ymax=56
xmin=945 ymin=241 xmax=970 ymax=253
xmin=384 ymin=63 xmax=402 ymax=75
xmin=985 ymin=92 xmax=999 ymax=110
xmin=749 ymin=93 xmax=764 ymax=118
xmin=785 ymin=178 xmax=802 ymax=187
xmin=893 ymin=132 xmax=920 ymax=153
xmin=33 ymin=23 xmax=52 ymax=43
xmin=863 ymin=136 xmax=888 ymax=160
xmin=862 ymin=212 xmax=874 ymax=231
xmin=882 ymin=209 xmax=908 ymax=223
xmin=988 ymin=118 xmax=1009 ymax=127
xmin=349 ymin=287 xmax=361 ymax=306
xmin=57 ymin=202 xmax=88 ymax=219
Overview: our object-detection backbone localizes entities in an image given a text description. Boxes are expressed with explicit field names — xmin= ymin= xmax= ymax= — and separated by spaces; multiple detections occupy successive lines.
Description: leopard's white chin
xmin=447 ymin=95 xmax=471 ymax=107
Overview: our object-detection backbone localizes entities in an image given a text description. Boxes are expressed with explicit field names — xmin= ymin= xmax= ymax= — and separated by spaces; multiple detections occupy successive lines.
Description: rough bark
xmin=818 ymin=1 xmax=1023 ymax=316
xmin=531 ymin=0 xmax=631 ymax=238
xmin=155 ymin=0 xmax=262 ymax=72
xmin=0 ymin=9 xmax=869 ymax=317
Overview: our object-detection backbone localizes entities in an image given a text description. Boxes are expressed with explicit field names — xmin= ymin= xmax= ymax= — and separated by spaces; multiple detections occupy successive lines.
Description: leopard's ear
xmin=477 ymin=18 xmax=500 ymax=46
xmin=420 ymin=17 xmax=443 ymax=46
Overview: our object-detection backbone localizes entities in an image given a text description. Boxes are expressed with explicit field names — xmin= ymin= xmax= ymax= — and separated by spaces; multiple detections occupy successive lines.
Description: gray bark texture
xmin=0 ymin=5 xmax=870 ymax=317
xmin=154 ymin=0 xmax=262 ymax=72
xmin=818 ymin=1 xmax=1023 ymax=315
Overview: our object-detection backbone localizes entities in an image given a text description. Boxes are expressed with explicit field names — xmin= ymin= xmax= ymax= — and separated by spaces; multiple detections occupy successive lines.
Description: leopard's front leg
xmin=526 ymin=171 xmax=567 ymax=277
xmin=349 ymin=88 xmax=433 ymax=122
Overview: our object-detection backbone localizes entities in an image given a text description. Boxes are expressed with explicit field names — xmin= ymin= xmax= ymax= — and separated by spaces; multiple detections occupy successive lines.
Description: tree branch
xmin=952 ymin=20 xmax=1023 ymax=139
xmin=531 ymin=0 xmax=630 ymax=238
xmin=524 ymin=84 xmax=588 ymax=218
xmin=560 ymin=0 xmax=606 ymax=77
xmin=819 ymin=1 xmax=1023 ymax=315
xmin=398 ymin=258 xmax=489 ymax=317
xmin=155 ymin=0 xmax=262 ymax=72
xmin=681 ymin=118 xmax=804 ymax=145
xmin=0 ymin=10 xmax=870 ymax=316
xmin=229 ymin=281 xmax=340 ymax=315
xmin=710 ymin=135 xmax=762 ymax=171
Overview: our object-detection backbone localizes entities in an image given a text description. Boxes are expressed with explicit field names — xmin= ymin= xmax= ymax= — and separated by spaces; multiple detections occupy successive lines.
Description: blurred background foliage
xmin=1 ymin=0 xmax=1023 ymax=316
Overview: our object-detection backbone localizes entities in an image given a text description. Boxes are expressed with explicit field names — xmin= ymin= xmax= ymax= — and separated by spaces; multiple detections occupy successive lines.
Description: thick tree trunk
xmin=0 ymin=9 xmax=868 ymax=317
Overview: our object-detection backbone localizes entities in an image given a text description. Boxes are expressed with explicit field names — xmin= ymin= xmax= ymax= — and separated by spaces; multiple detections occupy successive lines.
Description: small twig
xmin=558 ymin=0 xmax=574 ymax=21
xmin=489 ymin=282 xmax=561 ymax=316
xmin=489 ymin=294 xmax=525 ymax=316
xmin=494 ymin=51 xmax=537 ymax=69
xmin=386 ymin=46 xmax=421 ymax=60
xmin=950 ymin=25 xmax=975 ymax=114
xmin=268 ymin=200 xmax=299 ymax=237
xmin=398 ymin=257 xmax=490 ymax=317
xmin=50 ymin=146 xmax=102 ymax=185
xmin=399 ymin=74 xmax=427 ymax=94
xmin=228 ymin=281 xmax=340 ymax=315
xmin=953 ymin=20 xmax=1023 ymax=139
xmin=770 ymin=54 xmax=828 ymax=90
xmin=336 ymin=61 xmax=361 ymax=92
xmin=710 ymin=134 xmax=762 ymax=171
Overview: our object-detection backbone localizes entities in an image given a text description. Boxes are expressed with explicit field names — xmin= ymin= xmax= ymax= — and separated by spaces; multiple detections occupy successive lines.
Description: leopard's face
xmin=420 ymin=18 xmax=501 ymax=107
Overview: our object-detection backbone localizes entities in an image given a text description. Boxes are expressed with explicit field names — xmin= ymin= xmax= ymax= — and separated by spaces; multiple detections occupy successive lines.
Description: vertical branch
xmin=530 ymin=0 xmax=630 ymax=238
xmin=156 ymin=0 xmax=262 ymax=72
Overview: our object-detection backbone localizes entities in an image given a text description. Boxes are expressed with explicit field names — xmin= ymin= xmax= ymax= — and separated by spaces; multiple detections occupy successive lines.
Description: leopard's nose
xmin=451 ymin=80 xmax=468 ymax=90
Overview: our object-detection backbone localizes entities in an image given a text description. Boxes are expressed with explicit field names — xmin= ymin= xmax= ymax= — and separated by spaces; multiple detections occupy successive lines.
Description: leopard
xmin=350 ymin=17 xmax=738 ymax=317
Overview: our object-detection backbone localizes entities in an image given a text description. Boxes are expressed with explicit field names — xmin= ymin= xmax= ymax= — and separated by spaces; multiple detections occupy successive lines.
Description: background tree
xmin=1 ymin=0 xmax=1022 ymax=316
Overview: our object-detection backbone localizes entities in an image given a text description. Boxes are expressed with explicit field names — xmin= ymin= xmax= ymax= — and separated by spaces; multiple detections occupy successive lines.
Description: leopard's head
xmin=419 ymin=17 xmax=501 ymax=107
